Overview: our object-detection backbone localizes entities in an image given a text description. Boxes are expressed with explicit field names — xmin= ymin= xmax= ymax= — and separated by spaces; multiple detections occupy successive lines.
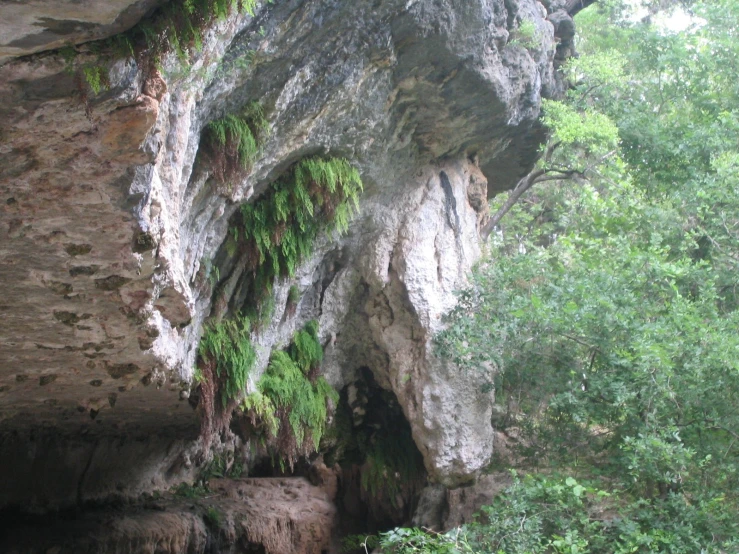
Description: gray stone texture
xmin=0 ymin=0 xmax=565 ymax=508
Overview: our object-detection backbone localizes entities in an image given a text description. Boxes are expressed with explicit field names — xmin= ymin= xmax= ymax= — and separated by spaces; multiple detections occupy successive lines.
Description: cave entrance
xmin=326 ymin=367 xmax=427 ymax=549
xmin=231 ymin=366 xmax=427 ymax=552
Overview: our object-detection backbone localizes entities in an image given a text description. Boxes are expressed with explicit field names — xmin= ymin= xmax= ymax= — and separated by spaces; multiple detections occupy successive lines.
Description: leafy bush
xmin=432 ymin=2 xmax=739 ymax=551
xmin=378 ymin=474 xmax=738 ymax=554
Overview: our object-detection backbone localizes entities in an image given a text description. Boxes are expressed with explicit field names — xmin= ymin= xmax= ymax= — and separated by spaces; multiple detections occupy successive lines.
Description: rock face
xmin=0 ymin=477 xmax=335 ymax=554
xmin=0 ymin=0 xmax=575 ymax=534
xmin=0 ymin=1 xmax=165 ymax=64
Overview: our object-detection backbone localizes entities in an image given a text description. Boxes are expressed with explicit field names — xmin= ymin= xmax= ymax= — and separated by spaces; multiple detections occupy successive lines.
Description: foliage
xmin=196 ymin=157 xmax=360 ymax=443
xmin=284 ymin=284 xmax=301 ymax=318
xmin=55 ymin=0 xmax=261 ymax=107
xmin=173 ymin=482 xmax=209 ymax=498
xmin=510 ymin=19 xmax=540 ymax=49
xmin=204 ymin=102 xmax=269 ymax=186
xmin=203 ymin=452 xmax=245 ymax=479
xmin=287 ymin=285 xmax=301 ymax=304
xmin=379 ymin=527 xmax=475 ymax=554
xmin=430 ymin=0 xmax=739 ymax=551
xmin=81 ymin=65 xmax=108 ymax=95
xmin=198 ymin=314 xmax=256 ymax=408
xmin=241 ymin=389 xmax=279 ymax=438
xmin=360 ymin=425 xmax=425 ymax=509
xmin=120 ymin=0 xmax=258 ymax=65
xmin=341 ymin=534 xmax=380 ymax=553
xmin=204 ymin=506 xmax=223 ymax=528
xmin=233 ymin=157 xmax=362 ymax=307
xmin=379 ymin=474 xmax=738 ymax=553
xmin=246 ymin=321 xmax=338 ymax=468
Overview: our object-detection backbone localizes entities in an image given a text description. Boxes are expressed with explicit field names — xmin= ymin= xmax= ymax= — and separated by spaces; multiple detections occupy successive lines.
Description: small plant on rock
xmin=509 ymin=19 xmax=540 ymax=50
xmin=203 ymin=102 xmax=269 ymax=186
xmin=243 ymin=320 xmax=338 ymax=469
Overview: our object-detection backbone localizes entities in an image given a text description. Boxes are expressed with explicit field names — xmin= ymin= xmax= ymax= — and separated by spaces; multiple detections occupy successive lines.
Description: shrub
xmin=377 ymin=473 xmax=739 ymax=554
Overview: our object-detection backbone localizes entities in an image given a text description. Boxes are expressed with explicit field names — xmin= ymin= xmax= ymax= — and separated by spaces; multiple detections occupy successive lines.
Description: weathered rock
xmin=412 ymin=471 xmax=514 ymax=531
xmin=211 ymin=477 xmax=336 ymax=554
xmin=0 ymin=0 xmax=166 ymax=64
xmin=0 ymin=477 xmax=334 ymax=554
xmin=0 ymin=0 xmax=568 ymax=512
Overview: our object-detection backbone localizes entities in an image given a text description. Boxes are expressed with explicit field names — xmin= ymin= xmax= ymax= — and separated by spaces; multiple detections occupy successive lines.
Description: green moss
xmin=199 ymin=315 xmax=255 ymax=408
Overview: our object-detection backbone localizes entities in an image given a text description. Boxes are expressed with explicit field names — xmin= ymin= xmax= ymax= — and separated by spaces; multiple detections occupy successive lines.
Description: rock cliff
xmin=0 ymin=0 xmax=580 ymax=549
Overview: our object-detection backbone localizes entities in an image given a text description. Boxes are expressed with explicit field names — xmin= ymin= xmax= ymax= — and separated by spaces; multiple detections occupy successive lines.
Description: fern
xmin=241 ymin=390 xmax=279 ymax=437
xmin=199 ymin=314 xmax=255 ymax=407
xmin=205 ymin=102 xmax=269 ymax=186
xmin=290 ymin=321 xmax=323 ymax=373
xmin=254 ymin=321 xmax=338 ymax=464
xmin=82 ymin=65 xmax=107 ymax=95
xmin=231 ymin=157 xmax=362 ymax=311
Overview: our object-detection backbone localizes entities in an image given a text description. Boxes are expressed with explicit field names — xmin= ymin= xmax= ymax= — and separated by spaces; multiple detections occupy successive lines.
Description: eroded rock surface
xmin=0 ymin=0 xmax=571 ymax=520
xmin=0 ymin=477 xmax=334 ymax=554
xmin=0 ymin=0 xmax=165 ymax=64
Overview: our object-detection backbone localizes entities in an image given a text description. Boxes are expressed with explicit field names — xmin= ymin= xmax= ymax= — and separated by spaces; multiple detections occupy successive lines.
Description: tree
xmin=394 ymin=1 xmax=739 ymax=551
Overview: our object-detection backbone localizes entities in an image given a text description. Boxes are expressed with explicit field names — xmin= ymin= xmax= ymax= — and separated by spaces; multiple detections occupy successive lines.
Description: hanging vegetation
xmin=230 ymin=156 xmax=363 ymax=307
xmin=241 ymin=320 xmax=338 ymax=468
xmin=119 ymin=0 xmax=259 ymax=65
xmin=196 ymin=156 xmax=362 ymax=449
xmin=202 ymin=102 xmax=269 ymax=186
xmin=58 ymin=0 xmax=260 ymax=99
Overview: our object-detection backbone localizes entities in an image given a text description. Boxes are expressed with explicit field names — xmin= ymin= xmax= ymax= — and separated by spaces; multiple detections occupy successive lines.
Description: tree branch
xmin=565 ymin=0 xmax=597 ymax=17
xmin=481 ymin=168 xmax=583 ymax=240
